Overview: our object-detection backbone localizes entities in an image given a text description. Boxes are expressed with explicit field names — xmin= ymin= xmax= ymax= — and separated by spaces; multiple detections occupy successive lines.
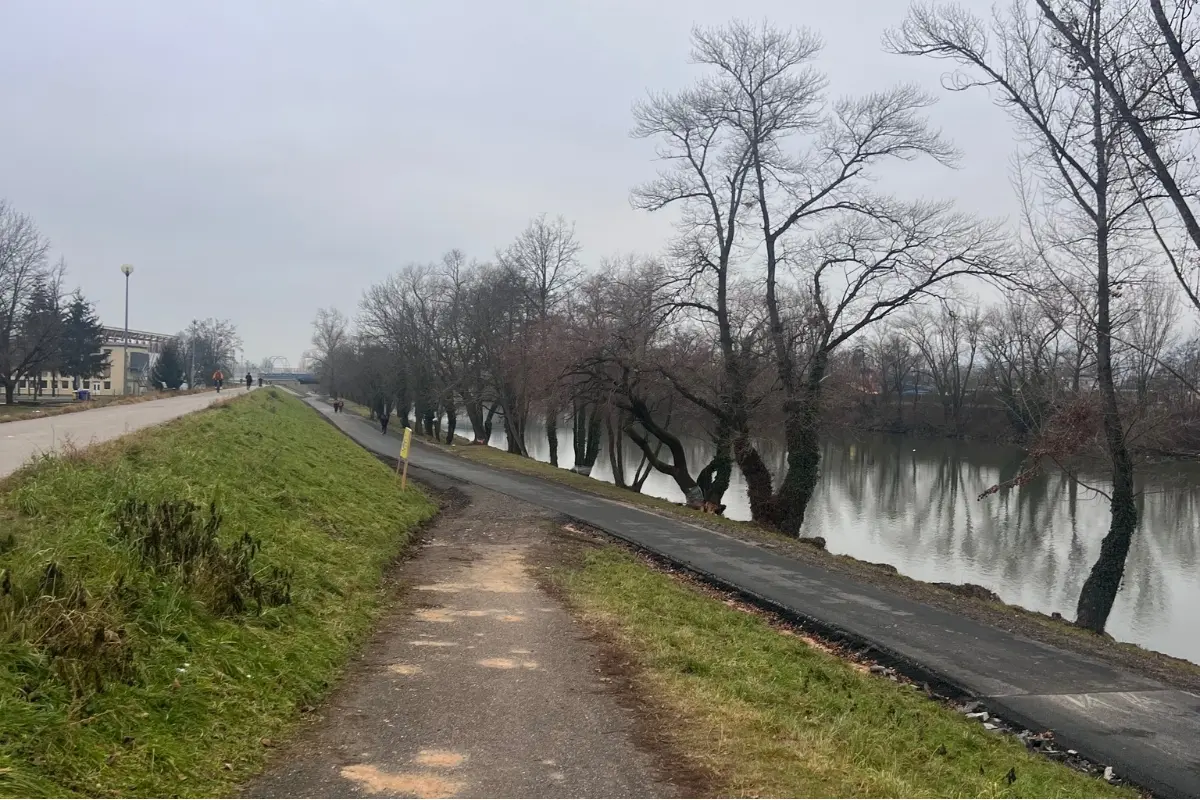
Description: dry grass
xmin=554 ymin=546 xmax=1135 ymax=798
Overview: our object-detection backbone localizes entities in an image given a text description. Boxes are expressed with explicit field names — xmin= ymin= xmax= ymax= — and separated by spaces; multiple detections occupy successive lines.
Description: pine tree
xmin=152 ymin=339 xmax=186 ymax=390
xmin=59 ymin=292 xmax=107 ymax=390
xmin=20 ymin=282 xmax=64 ymax=397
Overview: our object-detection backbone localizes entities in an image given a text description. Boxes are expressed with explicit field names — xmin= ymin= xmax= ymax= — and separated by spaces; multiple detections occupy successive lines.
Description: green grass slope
xmin=0 ymin=389 xmax=436 ymax=797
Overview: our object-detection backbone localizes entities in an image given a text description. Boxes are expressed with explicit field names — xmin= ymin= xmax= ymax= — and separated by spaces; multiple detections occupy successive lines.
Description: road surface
xmin=308 ymin=397 xmax=1200 ymax=799
xmin=0 ymin=388 xmax=251 ymax=479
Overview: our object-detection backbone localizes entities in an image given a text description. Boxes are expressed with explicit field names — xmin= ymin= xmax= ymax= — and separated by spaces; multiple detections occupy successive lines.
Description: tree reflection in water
xmin=488 ymin=422 xmax=1200 ymax=663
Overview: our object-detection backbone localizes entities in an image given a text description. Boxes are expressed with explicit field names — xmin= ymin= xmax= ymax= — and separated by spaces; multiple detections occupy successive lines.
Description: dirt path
xmin=247 ymin=478 xmax=679 ymax=799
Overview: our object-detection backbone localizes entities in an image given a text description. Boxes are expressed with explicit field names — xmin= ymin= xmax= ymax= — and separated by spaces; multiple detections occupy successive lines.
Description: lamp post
xmin=120 ymin=264 xmax=134 ymax=394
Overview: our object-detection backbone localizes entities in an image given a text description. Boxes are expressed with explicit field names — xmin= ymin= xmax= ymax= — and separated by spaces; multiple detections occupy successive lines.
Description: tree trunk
xmin=445 ymin=407 xmax=457 ymax=445
xmin=696 ymin=422 xmax=733 ymax=508
xmin=465 ymin=400 xmax=487 ymax=442
xmin=734 ymin=434 xmax=777 ymax=524
xmin=773 ymin=352 xmax=829 ymax=536
xmin=484 ymin=404 xmax=497 ymax=443
xmin=606 ymin=411 xmax=627 ymax=488
xmin=1075 ymin=45 xmax=1137 ymax=634
xmin=546 ymin=407 xmax=559 ymax=467
xmin=571 ymin=401 xmax=604 ymax=476
xmin=3 ymin=382 xmax=13 ymax=405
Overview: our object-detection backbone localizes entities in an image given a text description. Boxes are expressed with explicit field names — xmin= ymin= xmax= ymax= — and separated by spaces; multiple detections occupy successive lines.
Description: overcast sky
xmin=0 ymin=0 xmax=1017 ymax=366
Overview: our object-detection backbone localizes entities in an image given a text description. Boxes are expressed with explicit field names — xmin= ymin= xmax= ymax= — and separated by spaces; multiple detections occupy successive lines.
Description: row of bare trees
xmin=315 ymin=7 xmax=1200 ymax=634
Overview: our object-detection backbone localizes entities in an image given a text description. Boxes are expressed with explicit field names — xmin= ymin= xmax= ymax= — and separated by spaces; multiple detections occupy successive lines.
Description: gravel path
xmin=247 ymin=481 xmax=678 ymax=799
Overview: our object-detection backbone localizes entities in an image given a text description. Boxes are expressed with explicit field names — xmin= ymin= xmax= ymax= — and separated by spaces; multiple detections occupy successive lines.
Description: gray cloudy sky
xmin=0 ymin=0 xmax=1016 ymax=365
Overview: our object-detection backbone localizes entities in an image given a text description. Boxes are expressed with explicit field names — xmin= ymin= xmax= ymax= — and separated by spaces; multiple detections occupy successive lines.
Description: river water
xmin=488 ymin=423 xmax=1200 ymax=665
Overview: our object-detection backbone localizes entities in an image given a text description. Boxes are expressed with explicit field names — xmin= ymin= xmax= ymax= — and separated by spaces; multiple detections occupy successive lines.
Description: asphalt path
xmin=310 ymin=397 xmax=1200 ymax=798
xmin=0 ymin=388 xmax=252 ymax=479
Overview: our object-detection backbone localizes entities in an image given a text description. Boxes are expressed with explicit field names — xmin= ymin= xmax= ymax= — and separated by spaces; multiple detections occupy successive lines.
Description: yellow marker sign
xmin=399 ymin=427 xmax=413 ymax=490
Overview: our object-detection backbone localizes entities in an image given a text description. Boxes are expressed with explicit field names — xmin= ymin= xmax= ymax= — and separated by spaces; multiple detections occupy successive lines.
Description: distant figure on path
xmin=380 ymin=411 xmax=390 ymax=434
xmin=258 ymin=376 xmax=263 ymax=387
xmin=212 ymin=369 xmax=224 ymax=392
xmin=245 ymin=372 xmax=253 ymax=390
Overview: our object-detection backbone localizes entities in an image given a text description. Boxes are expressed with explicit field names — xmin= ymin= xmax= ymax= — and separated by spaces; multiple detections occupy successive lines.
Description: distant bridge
xmin=261 ymin=372 xmax=318 ymax=385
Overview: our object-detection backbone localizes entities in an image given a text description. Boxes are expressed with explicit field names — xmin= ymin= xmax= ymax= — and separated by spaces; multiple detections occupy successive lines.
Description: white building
xmin=12 ymin=326 xmax=176 ymax=398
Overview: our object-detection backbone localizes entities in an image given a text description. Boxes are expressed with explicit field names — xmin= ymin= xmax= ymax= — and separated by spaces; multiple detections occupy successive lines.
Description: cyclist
xmin=212 ymin=369 xmax=224 ymax=392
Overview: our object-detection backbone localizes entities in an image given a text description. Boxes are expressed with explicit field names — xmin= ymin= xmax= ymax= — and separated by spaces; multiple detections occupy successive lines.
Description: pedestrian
xmin=258 ymin=376 xmax=263 ymax=387
xmin=380 ymin=411 xmax=390 ymax=434
xmin=245 ymin=372 xmax=253 ymax=390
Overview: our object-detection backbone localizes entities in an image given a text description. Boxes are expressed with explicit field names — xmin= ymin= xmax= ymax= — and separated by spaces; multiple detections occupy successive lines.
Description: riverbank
xmin=383 ymin=423 xmax=1200 ymax=691
xmin=0 ymin=390 xmax=437 ymax=796
xmin=543 ymin=533 xmax=1133 ymax=797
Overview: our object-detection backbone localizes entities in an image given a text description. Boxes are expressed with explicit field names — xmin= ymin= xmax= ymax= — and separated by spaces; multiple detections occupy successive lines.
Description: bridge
xmin=260 ymin=372 xmax=318 ymax=385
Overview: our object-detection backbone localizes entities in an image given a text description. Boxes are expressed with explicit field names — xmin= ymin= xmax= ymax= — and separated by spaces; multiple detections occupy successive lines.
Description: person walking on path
xmin=245 ymin=372 xmax=253 ymax=390
xmin=380 ymin=411 xmax=390 ymax=434
xmin=212 ymin=369 xmax=224 ymax=392
xmin=258 ymin=376 xmax=263 ymax=387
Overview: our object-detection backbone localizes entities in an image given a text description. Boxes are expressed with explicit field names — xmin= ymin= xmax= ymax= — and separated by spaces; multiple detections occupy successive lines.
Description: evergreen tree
xmin=59 ymin=292 xmax=107 ymax=390
xmin=151 ymin=338 xmax=186 ymax=390
xmin=19 ymin=281 xmax=64 ymax=397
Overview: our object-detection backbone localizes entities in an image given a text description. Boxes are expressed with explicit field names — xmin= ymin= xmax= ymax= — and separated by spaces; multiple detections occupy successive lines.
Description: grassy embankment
xmin=352 ymin=405 xmax=1200 ymax=689
xmin=552 ymin=545 xmax=1134 ymax=798
xmin=0 ymin=387 xmax=213 ymax=424
xmin=0 ymin=389 xmax=436 ymax=797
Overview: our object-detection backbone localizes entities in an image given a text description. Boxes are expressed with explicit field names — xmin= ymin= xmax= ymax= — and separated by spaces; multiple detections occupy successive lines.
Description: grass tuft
xmin=0 ymin=388 xmax=436 ymax=797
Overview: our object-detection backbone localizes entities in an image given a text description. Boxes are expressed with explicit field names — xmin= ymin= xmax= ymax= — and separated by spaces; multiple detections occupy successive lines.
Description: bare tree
xmin=497 ymin=214 xmax=583 ymax=465
xmin=0 ymin=201 xmax=64 ymax=404
xmin=1026 ymin=0 xmax=1200 ymax=313
xmin=870 ymin=329 xmax=920 ymax=425
xmin=904 ymin=301 xmax=983 ymax=433
xmin=891 ymin=0 xmax=1156 ymax=633
xmin=311 ymin=307 xmax=349 ymax=397
xmin=183 ymin=318 xmax=242 ymax=385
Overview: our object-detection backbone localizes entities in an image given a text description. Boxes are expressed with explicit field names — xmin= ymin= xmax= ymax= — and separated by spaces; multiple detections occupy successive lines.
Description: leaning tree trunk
xmin=445 ymin=406 xmax=457 ymax=445
xmin=1075 ymin=63 xmax=1138 ymax=635
xmin=623 ymin=395 xmax=704 ymax=507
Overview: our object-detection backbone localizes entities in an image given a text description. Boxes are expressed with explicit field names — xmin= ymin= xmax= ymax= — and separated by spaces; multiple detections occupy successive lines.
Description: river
xmin=487 ymin=422 xmax=1200 ymax=665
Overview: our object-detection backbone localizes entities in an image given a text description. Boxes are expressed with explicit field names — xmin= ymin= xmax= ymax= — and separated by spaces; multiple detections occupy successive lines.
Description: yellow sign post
xmin=399 ymin=427 xmax=413 ymax=490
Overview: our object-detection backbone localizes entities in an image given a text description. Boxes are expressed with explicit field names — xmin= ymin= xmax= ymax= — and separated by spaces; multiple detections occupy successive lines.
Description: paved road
xmin=0 ymin=388 xmax=251 ymax=478
xmin=309 ymin=398 xmax=1200 ymax=798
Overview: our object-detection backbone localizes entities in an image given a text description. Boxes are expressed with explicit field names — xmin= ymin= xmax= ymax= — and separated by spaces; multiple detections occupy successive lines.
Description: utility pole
xmin=120 ymin=264 xmax=134 ymax=394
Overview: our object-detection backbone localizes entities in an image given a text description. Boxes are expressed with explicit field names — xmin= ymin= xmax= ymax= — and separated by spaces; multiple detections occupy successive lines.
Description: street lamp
xmin=121 ymin=264 xmax=134 ymax=394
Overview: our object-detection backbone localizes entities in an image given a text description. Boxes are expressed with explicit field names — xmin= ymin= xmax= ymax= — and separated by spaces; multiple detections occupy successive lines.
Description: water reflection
xmin=489 ymin=422 xmax=1200 ymax=664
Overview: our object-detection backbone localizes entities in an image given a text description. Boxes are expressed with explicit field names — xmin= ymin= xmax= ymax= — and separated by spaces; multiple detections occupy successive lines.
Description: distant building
xmin=12 ymin=326 xmax=176 ymax=398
